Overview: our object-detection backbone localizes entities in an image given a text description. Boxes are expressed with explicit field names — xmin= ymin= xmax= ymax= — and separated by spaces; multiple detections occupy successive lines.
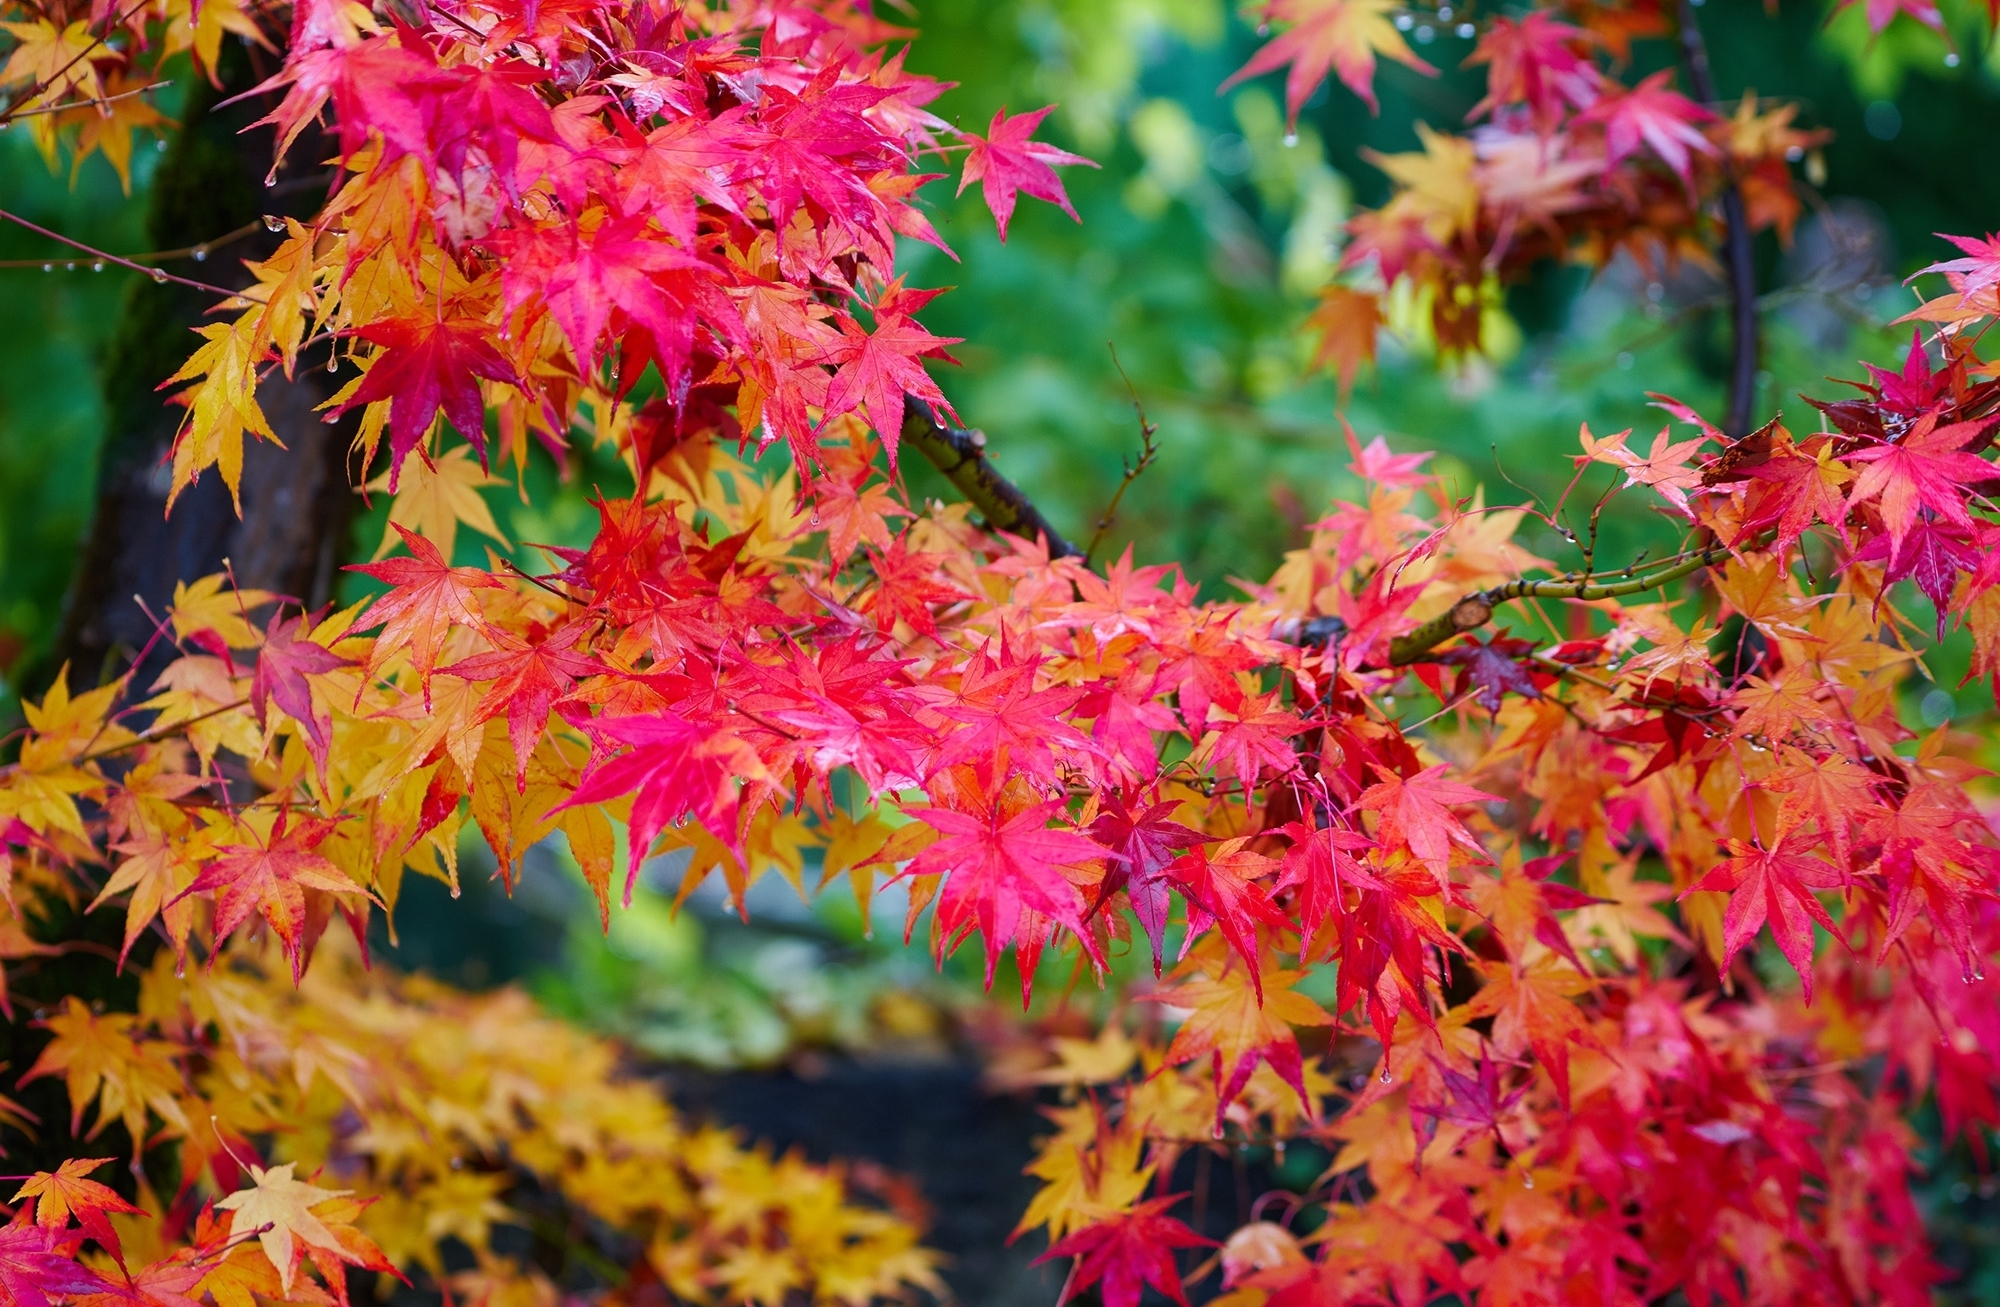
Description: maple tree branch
xmin=1676 ymin=0 xmax=1758 ymax=436
xmin=900 ymin=394 xmax=1082 ymax=558
xmin=1385 ymin=544 xmax=1732 ymax=665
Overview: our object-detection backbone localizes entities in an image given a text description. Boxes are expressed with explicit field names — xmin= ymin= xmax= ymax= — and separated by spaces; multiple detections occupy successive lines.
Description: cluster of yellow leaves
xmin=26 ymin=936 xmax=941 ymax=1307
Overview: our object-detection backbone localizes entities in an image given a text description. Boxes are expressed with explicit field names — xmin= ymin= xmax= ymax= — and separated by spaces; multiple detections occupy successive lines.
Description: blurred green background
xmin=5 ymin=0 xmax=2000 ymax=1297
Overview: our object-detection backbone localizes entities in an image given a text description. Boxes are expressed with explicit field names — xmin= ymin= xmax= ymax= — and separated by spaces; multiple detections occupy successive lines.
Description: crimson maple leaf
xmin=171 ymin=810 xmax=367 ymax=982
xmin=1038 ymin=1197 xmax=1213 ymax=1307
xmin=250 ymin=611 xmax=351 ymax=775
xmin=1686 ymin=825 xmax=1843 ymax=998
xmin=1466 ymin=12 xmax=1601 ymax=129
xmin=1578 ymin=70 xmax=1716 ymax=189
xmin=957 ymin=105 xmax=1096 ymax=241
xmin=500 ymin=215 xmax=737 ymax=381
xmin=557 ymin=710 xmax=753 ymax=907
xmin=1087 ymin=794 xmax=1205 ymax=972
xmin=335 ymin=316 xmax=519 ymax=490
xmin=927 ymin=645 xmax=1092 ymax=787
xmin=1169 ymin=841 xmax=1292 ymax=990
xmin=1841 ymin=415 xmax=1996 ymax=570
xmin=861 ymin=531 xmax=966 ymax=639
xmin=346 ymin=524 xmax=505 ymax=703
xmin=821 ymin=291 xmax=961 ymax=468
xmin=440 ymin=619 xmax=605 ymax=790
xmin=0 ymin=1223 xmax=114 ymax=1307
xmin=904 ymin=790 xmax=1106 ymax=991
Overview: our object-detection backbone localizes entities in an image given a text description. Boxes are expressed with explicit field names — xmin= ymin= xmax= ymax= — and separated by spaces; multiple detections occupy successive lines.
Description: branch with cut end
xmin=1384 ymin=545 xmax=1732 ymax=664
xmin=901 ymin=394 xmax=1082 ymax=558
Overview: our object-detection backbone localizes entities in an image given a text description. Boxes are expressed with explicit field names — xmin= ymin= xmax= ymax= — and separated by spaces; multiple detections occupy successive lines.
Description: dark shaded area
xmin=667 ymin=1062 xmax=1061 ymax=1306
xmin=39 ymin=40 xmax=356 ymax=697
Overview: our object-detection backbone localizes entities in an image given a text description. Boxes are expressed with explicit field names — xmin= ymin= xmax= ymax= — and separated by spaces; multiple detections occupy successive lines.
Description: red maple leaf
xmin=250 ymin=610 xmax=351 ymax=774
xmin=904 ymin=790 xmax=1106 ymax=991
xmin=1169 ymin=841 xmax=1292 ymax=991
xmin=440 ymin=619 xmax=605 ymax=790
xmin=172 ymin=810 xmax=366 ymax=982
xmin=821 ymin=291 xmax=962 ymax=468
xmin=1086 ymin=793 xmax=1205 ymax=972
xmin=1355 ymin=763 xmax=1497 ymax=888
xmin=0 ymin=1223 xmax=114 ymax=1307
xmin=1578 ymin=70 xmax=1716 ymax=189
xmin=926 ymin=645 xmax=1092 ymax=786
xmin=957 ymin=105 xmax=1096 ymax=241
xmin=1465 ymin=12 xmax=1601 ymax=129
xmin=1686 ymin=824 xmax=1843 ymax=998
xmin=558 ymin=710 xmax=751 ymax=906
xmin=501 ymin=215 xmax=738 ymax=381
xmin=1038 ymin=1197 xmax=1213 ymax=1307
xmin=1841 ymin=415 xmax=1996 ymax=569
xmin=335 ymin=316 xmax=519 ymax=490
xmin=1273 ymin=818 xmax=1376 ymax=948
xmin=861 ymin=531 xmax=967 ymax=639
xmin=346 ymin=524 xmax=506 ymax=703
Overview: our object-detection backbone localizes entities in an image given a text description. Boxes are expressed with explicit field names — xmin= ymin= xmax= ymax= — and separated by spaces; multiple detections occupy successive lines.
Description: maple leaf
xmin=1154 ymin=950 xmax=1333 ymax=1131
xmin=557 ymin=710 xmax=758 ymax=905
xmin=1355 ymin=764 xmax=1497 ymax=888
xmin=364 ymin=444 xmax=509 ymax=563
xmin=821 ymin=296 xmax=961 ymax=468
xmin=212 ymin=1164 xmax=351 ymax=1293
xmin=12 ymin=1158 xmax=141 ymax=1265
xmin=1435 ymin=633 xmax=1542 ymax=713
xmin=347 ymin=524 xmax=505 ymax=703
xmin=957 ymin=105 xmax=1097 ymax=241
xmin=250 ymin=610 xmax=352 ymax=774
xmin=1224 ymin=0 xmax=1436 ymax=120
xmin=1685 ymin=825 xmax=1843 ymax=998
xmin=171 ymin=810 xmax=368 ymax=982
xmin=1577 ymin=422 xmax=1707 ymax=515
xmin=1087 ymin=794 xmax=1204 ymax=972
xmin=1841 ymin=416 xmax=1995 ymax=570
xmin=0 ymin=1222 xmax=114 ymax=1307
xmin=1304 ymin=285 xmax=1382 ymax=401
xmin=904 ymin=790 xmax=1106 ymax=992
xmin=861 ymin=531 xmax=966 ymax=638
xmin=1168 ymin=840 xmax=1292 ymax=987
xmin=334 ymin=316 xmax=518 ymax=490
xmin=440 ymin=619 xmax=604 ymax=790
xmin=1038 ymin=1196 xmax=1213 ymax=1307
xmin=1577 ymin=70 xmax=1717 ymax=189
xmin=1466 ymin=12 xmax=1601 ymax=129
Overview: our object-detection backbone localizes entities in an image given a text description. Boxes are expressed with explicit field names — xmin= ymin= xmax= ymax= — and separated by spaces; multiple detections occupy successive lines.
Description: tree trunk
xmin=50 ymin=41 xmax=356 ymax=691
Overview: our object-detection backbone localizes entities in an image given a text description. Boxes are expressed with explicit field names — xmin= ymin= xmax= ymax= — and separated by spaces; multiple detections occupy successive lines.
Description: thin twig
xmin=0 ymin=207 xmax=254 ymax=299
xmin=2 ymin=79 xmax=169 ymax=119
xmin=1083 ymin=345 xmax=1162 ymax=566
xmin=0 ymin=218 xmax=261 ymax=270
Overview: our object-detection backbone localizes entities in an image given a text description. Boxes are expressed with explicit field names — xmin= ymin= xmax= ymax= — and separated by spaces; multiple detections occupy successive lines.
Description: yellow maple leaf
xmin=365 ymin=444 xmax=509 ymax=563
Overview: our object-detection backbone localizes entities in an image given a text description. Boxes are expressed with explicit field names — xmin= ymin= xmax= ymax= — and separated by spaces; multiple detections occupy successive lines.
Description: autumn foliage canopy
xmin=3 ymin=0 xmax=2000 ymax=1303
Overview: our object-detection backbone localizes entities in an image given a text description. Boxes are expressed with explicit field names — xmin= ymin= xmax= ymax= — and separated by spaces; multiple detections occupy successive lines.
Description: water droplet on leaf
xmin=263 ymin=214 xmax=284 ymax=232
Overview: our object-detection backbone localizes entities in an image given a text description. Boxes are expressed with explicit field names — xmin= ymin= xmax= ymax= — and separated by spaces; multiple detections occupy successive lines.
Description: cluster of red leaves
xmin=2 ymin=0 xmax=2000 ymax=1305
xmin=162 ymin=0 xmax=1095 ymax=508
